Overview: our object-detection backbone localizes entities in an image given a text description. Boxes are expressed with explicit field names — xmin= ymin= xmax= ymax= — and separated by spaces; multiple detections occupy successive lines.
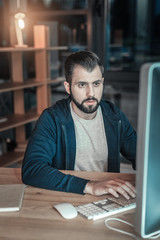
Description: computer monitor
xmin=135 ymin=63 xmax=160 ymax=238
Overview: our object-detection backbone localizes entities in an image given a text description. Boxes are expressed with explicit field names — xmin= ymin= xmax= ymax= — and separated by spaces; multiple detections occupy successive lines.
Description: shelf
xmin=0 ymin=110 xmax=39 ymax=132
xmin=0 ymin=151 xmax=24 ymax=167
xmin=48 ymin=76 xmax=65 ymax=84
xmin=0 ymin=25 xmax=69 ymax=166
xmin=47 ymin=46 xmax=68 ymax=51
xmin=0 ymin=77 xmax=65 ymax=93
xmin=0 ymin=47 xmax=44 ymax=52
xmin=0 ymin=46 xmax=68 ymax=52
xmin=28 ymin=9 xmax=88 ymax=17
xmin=0 ymin=79 xmax=44 ymax=93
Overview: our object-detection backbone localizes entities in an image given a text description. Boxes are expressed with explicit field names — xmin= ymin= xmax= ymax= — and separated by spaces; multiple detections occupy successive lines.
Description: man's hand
xmin=83 ymin=179 xmax=136 ymax=199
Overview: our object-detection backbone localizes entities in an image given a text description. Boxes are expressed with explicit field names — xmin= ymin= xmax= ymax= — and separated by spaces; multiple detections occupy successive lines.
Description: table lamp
xmin=14 ymin=12 xmax=28 ymax=48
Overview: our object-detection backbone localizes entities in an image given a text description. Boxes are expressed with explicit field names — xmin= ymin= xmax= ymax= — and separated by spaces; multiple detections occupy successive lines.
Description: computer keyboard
xmin=76 ymin=196 xmax=136 ymax=220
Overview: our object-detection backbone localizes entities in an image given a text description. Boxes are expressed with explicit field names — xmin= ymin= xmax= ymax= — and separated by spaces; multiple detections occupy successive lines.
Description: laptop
xmin=0 ymin=184 xmax=26 ymax=212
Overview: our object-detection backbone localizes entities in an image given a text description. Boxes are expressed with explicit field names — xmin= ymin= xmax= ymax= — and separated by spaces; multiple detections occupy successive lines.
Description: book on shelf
xmin=14 ymin=147 xmax=26 ymax=152
xmin=14 ymin=142 xmax=27 ymax=152
xmin=0 ymin=117 xmax=7 ymax=123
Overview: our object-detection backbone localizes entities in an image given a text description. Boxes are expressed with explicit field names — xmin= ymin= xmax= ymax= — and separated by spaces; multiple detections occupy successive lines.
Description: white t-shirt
xmin=70 ymin=104 xmax=108 ymax=172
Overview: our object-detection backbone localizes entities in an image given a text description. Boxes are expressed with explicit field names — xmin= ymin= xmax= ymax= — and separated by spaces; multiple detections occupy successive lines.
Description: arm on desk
xmin=22 ymin=110 xmax=89 ymax=195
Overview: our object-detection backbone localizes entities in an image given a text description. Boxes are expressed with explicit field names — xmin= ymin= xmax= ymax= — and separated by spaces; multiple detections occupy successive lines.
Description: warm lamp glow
xmin=14 ymin=12 xmax=27 ymax=47
xmin=18 ymin=18 xmax=25 ymax=29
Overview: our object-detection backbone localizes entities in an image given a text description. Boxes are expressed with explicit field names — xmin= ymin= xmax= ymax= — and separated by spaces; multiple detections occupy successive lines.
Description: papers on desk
xmin=0 ymin=184 xmax=26 ymax=212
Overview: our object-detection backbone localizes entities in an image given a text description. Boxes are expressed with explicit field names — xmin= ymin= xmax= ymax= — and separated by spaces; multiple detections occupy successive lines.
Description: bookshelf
xmin=28 ymin=8 xmax=92 ymax=49
xmin=0 ymin=25 xmax=68 ymax=167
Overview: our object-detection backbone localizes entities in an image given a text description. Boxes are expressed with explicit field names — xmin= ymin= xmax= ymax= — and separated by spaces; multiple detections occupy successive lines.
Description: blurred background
xmin=0 ymin=0 xmax=160 ymax=170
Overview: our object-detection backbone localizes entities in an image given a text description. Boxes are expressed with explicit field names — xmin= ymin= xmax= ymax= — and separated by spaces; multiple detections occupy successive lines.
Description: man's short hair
xmin=64 ymin=51 xmax=104 ymax=84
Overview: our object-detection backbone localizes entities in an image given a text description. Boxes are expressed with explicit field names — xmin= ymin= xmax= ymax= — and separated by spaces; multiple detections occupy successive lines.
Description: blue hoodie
xmin=22 ymin=97 xmax=136 ymax=194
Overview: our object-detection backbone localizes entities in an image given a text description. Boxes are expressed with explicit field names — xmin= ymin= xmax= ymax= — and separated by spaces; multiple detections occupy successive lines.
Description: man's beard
xmin=70 ymin=91 xmax=100 ymax=114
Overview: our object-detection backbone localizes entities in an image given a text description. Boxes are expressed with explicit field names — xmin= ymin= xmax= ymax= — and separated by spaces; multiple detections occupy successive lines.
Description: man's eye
xmin=78 ymin=83 xmax=86 ymax=88
xmin=93 ymin=81 xmax=101 ymax=87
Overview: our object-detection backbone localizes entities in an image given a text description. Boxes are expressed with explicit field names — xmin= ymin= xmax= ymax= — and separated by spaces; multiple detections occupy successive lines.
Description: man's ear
xmin=64 ymin=81 xmax=70 ymax=95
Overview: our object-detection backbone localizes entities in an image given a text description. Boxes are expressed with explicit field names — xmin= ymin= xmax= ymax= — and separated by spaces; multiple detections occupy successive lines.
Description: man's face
xmin=64 ymin=65 xmax=104 ymax=119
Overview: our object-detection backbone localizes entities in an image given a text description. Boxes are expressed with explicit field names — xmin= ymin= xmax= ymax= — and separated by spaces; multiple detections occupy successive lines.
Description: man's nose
xmin=86 ymin=84 xmax=95 ymax=97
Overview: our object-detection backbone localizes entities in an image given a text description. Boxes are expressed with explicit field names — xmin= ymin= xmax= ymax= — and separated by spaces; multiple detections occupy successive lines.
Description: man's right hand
xmin=83 ymin=178 xmax=136 ymax=199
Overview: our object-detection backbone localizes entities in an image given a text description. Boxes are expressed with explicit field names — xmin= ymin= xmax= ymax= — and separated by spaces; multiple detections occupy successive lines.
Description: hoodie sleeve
xmin=22 ymin=109 xmax=89 ymax=194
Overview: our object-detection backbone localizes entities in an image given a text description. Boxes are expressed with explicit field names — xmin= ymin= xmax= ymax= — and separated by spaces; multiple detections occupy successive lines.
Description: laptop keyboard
xmin=76 ymin=196 xmax=136 ymax=220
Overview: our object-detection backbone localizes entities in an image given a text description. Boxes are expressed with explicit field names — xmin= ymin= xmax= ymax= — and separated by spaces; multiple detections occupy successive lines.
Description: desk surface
xmin=0 ymin=168 xmax=150 ymax=240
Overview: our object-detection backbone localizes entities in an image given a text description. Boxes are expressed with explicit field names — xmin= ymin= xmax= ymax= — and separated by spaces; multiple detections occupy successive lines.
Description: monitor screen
xmin=135 ymin=63 xmax=160 ymax=238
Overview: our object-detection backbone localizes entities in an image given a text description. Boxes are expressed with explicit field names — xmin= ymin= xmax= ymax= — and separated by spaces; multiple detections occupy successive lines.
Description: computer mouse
xmin=53 ymin=202 xmax=78 ymax=219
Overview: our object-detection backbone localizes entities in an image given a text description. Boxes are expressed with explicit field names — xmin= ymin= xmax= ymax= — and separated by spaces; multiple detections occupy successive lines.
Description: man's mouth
xmin=85 ymin=100 xmax=96 ymax=105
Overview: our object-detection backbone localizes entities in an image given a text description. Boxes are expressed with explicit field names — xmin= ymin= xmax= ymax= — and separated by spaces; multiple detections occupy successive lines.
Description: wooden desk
xmin=0 ymin=168 xmax=147 ymax=240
